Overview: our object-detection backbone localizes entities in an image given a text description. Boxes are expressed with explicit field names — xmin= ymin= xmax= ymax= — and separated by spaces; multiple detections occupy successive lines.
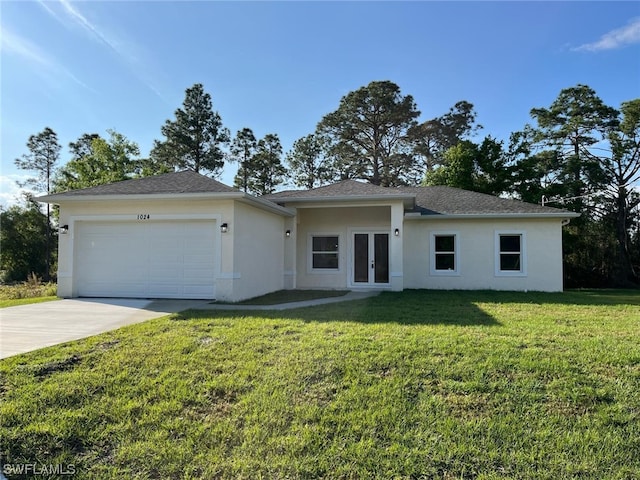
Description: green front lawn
xmin=0 ymin=296 xmax=59 ymax=309
xmin=0 ymin=282 xmax=58 ymax=308
xmin=1 ymin=290 xmax=639 ymax=479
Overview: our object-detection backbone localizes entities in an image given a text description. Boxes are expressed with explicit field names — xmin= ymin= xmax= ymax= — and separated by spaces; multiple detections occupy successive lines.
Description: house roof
xmin=38 ymin=170 xmax=576 ymax=219
xmin=267 ymin=181 xmax=577 ymax=218
xmin=43 ymin=170 xmax=236 ymax=197
xmin=400 ymin=186 xmax=574 ymax=216
xmin=37 ymin=170 xmax=294 ymax=217
xmin=265 ymin=180 xmax=415 ymax=206
xmin=266 ymin=180 xmax=408 ymax=198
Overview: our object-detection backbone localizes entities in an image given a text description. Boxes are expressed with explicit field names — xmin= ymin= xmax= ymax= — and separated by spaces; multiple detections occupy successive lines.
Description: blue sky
xmin=2 ymin=1 xmax=639 ymax=206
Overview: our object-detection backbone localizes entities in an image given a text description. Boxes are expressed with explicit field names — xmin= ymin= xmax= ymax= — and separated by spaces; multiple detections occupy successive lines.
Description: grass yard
xmin=0 ymin=290 xmax=639 ymax=479
xmin=0 ymin=282 xmax=58 ymax=309
xmin=0 ymin=296 xmax=59 ymax=309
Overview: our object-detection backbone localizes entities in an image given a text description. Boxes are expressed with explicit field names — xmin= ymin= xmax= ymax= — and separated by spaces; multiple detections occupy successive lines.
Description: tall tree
xmin=54 ymin=130 xmax=142 ymax=192
xmin=150 ymin=83 xmax=230 ymax=175
xmin=510 ymin=84 xmax=637 ymax=287
xmin=507 ymin=127 xmax=560 ymax=204
xmin=69 ymin=133 xmax=100 ymax=160
xmin=604 ymin=99 xmax=640 ymax=285
xmin=529 ymin=84 xmax=619 ymax=212
xmin=424 ymin=137 xmax=510 ymax=196
xmin=411 ymin=100 xmax=482 ymax=173
xmin=246 ymin=134 xmax=287 ymax=195
xmin=0 ymin=195 xmax=53 ymax=282
xmin=229 ymin=128 xmax=257 ymax=192
xmin=317 ymin=80 xmax=420 ymax=186
xmin=14 ymin=127 xmax=61 ymax=281
xmin=286 ymin=133 xmax=331 ymax=189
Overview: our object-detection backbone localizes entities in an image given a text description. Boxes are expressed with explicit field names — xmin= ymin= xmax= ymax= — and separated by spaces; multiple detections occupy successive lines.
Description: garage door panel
xmin=75 ymin=220 xmax=217 ymax=299
xmin=184 ymin=285 xmax=215 ymax=296
xmin=80 ymin=281 xmax=148 ymax=298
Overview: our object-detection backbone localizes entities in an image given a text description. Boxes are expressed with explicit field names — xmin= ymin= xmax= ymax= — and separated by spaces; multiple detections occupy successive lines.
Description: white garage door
xmin=75 ymin=220 xmax=216 ymax=299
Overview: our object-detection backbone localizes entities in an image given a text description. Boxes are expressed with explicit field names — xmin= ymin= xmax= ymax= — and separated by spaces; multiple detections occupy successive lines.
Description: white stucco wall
xmin=55 ymin=197 xmax=285 ymax=301
xmin=294 ymin=205 xmax=394 ymax=290
xmin=403 ymin=217 xmax=565 ymax=292
xmin=229 ymin=201 xmax=285 ymax=301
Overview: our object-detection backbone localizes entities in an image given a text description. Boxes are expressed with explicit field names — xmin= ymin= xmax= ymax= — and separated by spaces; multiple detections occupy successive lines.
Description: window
xmin=430 ymin=232 xmax=459 ymax=275
xmin=311 ymin=235 xmax=339 ymax=270
xmin=495 ymin=232 xmax=527 ymax=276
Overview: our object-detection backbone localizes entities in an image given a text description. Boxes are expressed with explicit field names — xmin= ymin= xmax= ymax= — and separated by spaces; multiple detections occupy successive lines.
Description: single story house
xmin=38 ymin=170 xmax=579 ymax=301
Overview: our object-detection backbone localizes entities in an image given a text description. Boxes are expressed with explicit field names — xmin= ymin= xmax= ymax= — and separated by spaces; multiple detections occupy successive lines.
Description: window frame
xmin=494 ymin=231 xmax=527 ymax=277
xmin=308 ymin=233 xmax=341 ymax=273
xmin=429 ymin=231 xmax=460 ymax=276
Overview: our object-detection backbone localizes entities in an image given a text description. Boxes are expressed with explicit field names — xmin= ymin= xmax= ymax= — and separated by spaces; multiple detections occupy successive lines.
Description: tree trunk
xmin=614 ymin=186 xmax=637 ymax=286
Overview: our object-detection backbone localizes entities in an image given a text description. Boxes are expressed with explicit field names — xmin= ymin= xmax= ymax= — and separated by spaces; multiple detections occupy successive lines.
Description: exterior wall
xmin=283 ymin=214 xmax=297 ymax=289
xmin=294 ymin=206 xmax=392 ymax=289
xmin=403 ymin=217 xmax=565 ymax=292
xmin=58 ymin=200 xmax=256 ymax=300
xmin=229 ymin=201 xmax=286 ymax=301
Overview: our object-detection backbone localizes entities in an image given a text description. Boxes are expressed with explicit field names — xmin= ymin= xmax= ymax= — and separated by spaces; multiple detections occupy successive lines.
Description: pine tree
xmin=14 ymin=127 xmax=61 ymax=281
xmin=230 ymin=128 xmax=257 ymax=192
xmin=151 ymin=83 xmax=230 ymax=175
xmin=247 ymin=134 xmax=287 ymax=195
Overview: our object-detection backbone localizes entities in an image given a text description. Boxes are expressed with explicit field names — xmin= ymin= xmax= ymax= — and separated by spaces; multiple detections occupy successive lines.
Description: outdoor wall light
xmin=285 ymin=230 xmax=291 ymax=238
xmin=394 ymin=228 xmax=400 ymax=237
xmin=220 ymin=223 xmax=228 ymax=233
xmin=59 ymin=225 xmax=69 ymax=234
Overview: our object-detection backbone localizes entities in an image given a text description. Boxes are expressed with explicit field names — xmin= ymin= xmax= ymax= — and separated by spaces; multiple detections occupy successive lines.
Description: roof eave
xmin=404 ymin=212 xmax=581 ymax=220
xmin=238 ymin=194 xmax=296 ymax=217
xmin=36 ymin=192 xmax=245 ymax=203
xmin=36 ymin=191 xmax=294 ymax=217
xmin=274 ymin=194 xmax=415 ymax=208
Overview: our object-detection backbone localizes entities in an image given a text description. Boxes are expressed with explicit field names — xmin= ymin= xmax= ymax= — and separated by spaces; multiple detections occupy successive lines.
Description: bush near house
xmin=0 ymin=275 xmax=57 ymax=308
xmin=0 ymin=290 xmax=638 ymax=479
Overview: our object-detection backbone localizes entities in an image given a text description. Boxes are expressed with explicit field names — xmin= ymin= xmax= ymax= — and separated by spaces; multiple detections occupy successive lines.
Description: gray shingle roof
xmin=265 ymin=180 xmax=414 ymax=199
xmin=267 ymin=181 xmax=574 ymax=216
xmin=43 ymin=170 xmax=575 ymax=217
xmin=49 ymin=170 xmax=237 ymax=196
xmin=400 ymin=186 xmax=572 ymax=215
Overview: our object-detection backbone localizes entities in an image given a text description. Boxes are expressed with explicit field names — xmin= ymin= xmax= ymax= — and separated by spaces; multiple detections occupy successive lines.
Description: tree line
xmin=4 ymin=81 xmax=639 ymax=288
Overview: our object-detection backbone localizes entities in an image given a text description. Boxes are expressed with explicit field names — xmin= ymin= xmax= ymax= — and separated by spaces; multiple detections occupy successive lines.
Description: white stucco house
xmin=38 ymin=170 xmax=579 ymax=301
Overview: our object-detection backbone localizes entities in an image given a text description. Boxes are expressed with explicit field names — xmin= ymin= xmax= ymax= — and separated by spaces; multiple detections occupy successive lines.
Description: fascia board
xmin=404 ymin=212 xmax=581 ymax=220
xmin=36 ymin=191 xmax=293 ymax=217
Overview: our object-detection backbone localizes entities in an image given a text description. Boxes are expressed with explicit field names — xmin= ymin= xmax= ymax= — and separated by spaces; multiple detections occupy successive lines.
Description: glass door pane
xmin=354 ymin=233 xmax=369 ymax=283
xmin=374 ymin=233 xmax=389 ymax=283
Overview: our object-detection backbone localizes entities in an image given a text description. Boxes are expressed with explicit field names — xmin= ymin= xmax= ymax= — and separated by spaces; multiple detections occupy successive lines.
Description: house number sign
xmin=137 ymin=214 xmax=151 ymax=220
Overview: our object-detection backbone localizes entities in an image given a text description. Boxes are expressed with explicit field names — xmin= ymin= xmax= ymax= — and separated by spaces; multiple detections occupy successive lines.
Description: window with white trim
xmin=430 ymin=232 xmax=459 ymax=275
xmin=311 ymin=235 xmax=339 ymax=270
xmin=495 ymin=232 xmax=527 ymax=276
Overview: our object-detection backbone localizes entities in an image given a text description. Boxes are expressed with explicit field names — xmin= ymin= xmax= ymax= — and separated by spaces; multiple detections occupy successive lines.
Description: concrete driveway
xmin=0 ymin=298 xmax=209 ymax=359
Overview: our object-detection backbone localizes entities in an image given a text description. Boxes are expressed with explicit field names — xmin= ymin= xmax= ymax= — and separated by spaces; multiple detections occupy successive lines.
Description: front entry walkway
xmin=195 ymin=291 xmax=380 ymax=311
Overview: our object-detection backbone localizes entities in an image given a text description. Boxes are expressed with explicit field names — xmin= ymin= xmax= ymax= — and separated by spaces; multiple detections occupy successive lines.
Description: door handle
xmin=371 ymin=262 xmax=374 ymax=269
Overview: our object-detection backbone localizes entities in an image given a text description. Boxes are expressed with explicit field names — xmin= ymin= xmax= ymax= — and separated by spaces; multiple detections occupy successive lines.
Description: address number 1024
xmin=137 ymin=214 xmax=151 ymax=220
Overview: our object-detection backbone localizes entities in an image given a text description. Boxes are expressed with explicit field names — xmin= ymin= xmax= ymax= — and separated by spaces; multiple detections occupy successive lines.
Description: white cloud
xmin=38 ymin=0 xmax=167 ymax=102
xmin=1 ymin=28 xmax=92 ymax=91
xmin=574 ymin=17 xmax=640 ymax=52
xmin=0 ymin=175 xmax=38 ymax=210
